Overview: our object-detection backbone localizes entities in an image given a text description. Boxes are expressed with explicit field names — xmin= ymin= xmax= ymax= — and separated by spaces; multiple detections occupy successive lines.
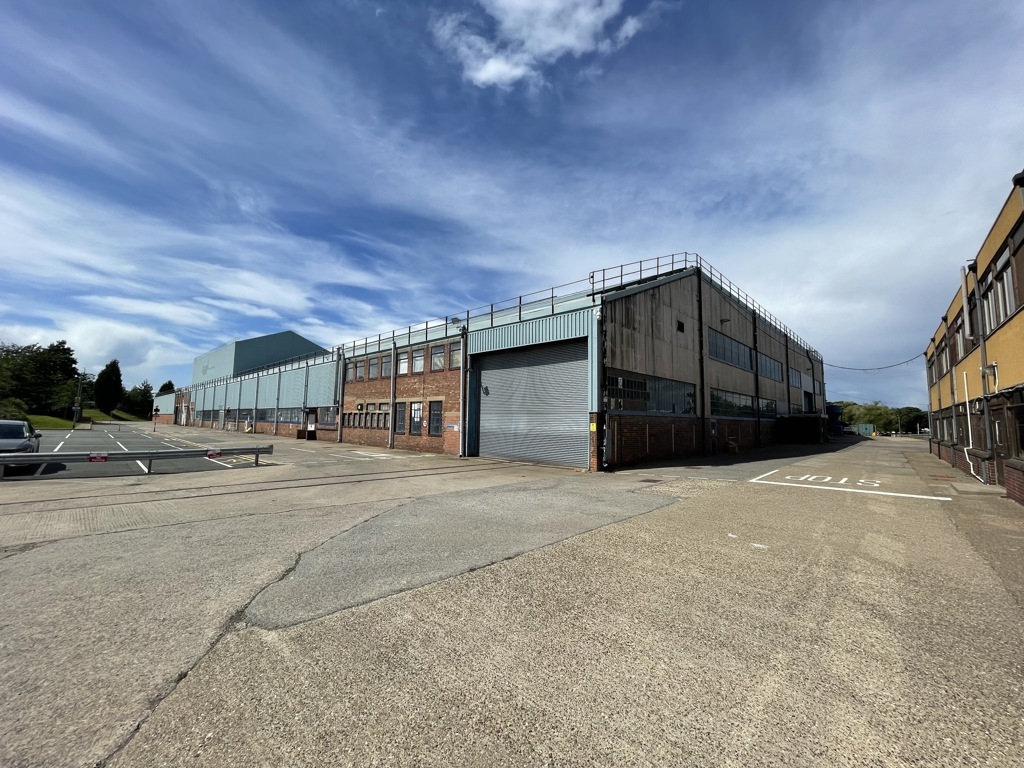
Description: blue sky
xmin=1 ymin=0 xmax=1022 ymax=408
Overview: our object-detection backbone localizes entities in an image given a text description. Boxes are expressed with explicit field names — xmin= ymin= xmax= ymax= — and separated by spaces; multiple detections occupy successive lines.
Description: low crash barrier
xmin=0 ymin=445 xmax=274 ymax=477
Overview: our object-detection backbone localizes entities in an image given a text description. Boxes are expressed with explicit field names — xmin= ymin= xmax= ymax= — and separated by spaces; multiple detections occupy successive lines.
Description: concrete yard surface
xmin=1 ymin=431 xmax=1022 ymax=766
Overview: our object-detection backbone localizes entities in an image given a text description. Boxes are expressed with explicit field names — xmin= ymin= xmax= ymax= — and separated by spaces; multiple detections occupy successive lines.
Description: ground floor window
xmin=410 ymin=401 xmax=423 ymax=435
xmin=394 ymin=402 xmax=406 ymax=434
xmin=428 ymin=401 xmax=443 ymax=436
xmin=710 ymin=388 xmax=755 ymax=418
xmin=318 ymin=406 xmax=337 ymax=425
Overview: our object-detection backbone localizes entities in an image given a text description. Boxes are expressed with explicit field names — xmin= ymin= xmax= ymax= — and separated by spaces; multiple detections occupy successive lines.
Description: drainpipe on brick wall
xmin=335 ymin=347 xmax=345 ymax=443
xmin=458 ymin=325 xmax=467 ymax=457
xmin=388 ymin=340 xmax=397 ymax=449
xmin=961 ymin=371 xmax=984 ymax=483
xmin=968 ymin=263 xmax=994 ymax=475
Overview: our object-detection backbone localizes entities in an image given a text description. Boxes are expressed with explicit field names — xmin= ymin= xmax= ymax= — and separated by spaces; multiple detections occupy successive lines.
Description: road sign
xmin=88 ymin=453 xmax=109 ymax=462
xmin=206 ymin=449 xmax=222 ymax=459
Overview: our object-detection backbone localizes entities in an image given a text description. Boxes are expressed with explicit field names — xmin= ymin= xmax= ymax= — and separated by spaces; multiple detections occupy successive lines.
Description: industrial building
xmin=925 ymin=169 xmax=1024 ymax=504
xmin=156 ymin=254 xmax=826 ymax=470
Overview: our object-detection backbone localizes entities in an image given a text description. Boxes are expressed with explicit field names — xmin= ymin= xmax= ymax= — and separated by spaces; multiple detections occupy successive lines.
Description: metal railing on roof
xmin=177 ymin=252 xmax=821 ymax=395
xmin=343 ymin=251 xmax=821 ymax=361
xmin=588 ymin=252 xmax=821 ymax=360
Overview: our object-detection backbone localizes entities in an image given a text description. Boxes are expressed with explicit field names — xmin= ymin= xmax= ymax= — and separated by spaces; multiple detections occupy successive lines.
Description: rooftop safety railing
xmin=183 ymin=251 xmax=821 ymax=393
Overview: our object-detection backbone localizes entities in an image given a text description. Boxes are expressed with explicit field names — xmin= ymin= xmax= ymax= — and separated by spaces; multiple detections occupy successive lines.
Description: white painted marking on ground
xmin=64 ymin=432 xmax=73 ymax=439
xmin=136 ymin=461 xmax=149 ymax=473
xmin=116 ymin=442 xmax=128 ymax=451
xmin=54 ymin=441 xmax=65 ymax=452
xmin=290 ymin=448 xmax=316 ymax=453
xmin=205 ymin=456 xmax=233 ymax=468
xmin=750 ymin=469 xmax=780 ymax=482
xmin=661 ymin=475 xmax=680 ymax=479
xmin=727 ymin=533 xmax=739 ymax=539
xmin=354 ymin=451 xmax=391 ymax=459
xmin=718 ymin=479 xmax=738 ymax=482
xmin=750 ymin=478 xmax=952 ymax=501
xmin=687 ymin=476 xmax=709 ymax=480
xmin=161 ymin=442 xmax=183 ymax=449
xmin=751 ymin=543 xmax=768 ymax=550
xmin=636 ymin=473 xmax=658 ymax=477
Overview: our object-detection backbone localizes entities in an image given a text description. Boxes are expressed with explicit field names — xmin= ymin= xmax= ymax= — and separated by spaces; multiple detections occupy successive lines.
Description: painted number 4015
xmin=785 ymin=475 xmax=881 ymax=488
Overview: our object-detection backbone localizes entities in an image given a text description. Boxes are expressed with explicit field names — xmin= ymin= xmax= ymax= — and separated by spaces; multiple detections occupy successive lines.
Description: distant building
xmin=158 ymin=254 xmax=826 ymax=469
xmin=925 ymin=168 xmax=1024 ymax=504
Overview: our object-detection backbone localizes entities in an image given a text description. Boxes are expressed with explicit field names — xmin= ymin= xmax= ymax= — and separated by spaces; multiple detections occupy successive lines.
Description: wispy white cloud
xmin=431 ymin=0 xmax=657 ymax=88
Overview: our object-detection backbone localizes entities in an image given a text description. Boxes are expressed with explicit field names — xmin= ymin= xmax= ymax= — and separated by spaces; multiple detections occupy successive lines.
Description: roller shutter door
xmin=478 ymin=340 xmax=590 ymax=467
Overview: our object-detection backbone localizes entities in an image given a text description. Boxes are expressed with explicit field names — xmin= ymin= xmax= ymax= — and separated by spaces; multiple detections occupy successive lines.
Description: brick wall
xmin=1005 ymin=460 xmax=1024 ymax=505
xmin=605 ymin=414 xmax=701 ymax=467
xmin=341 ymin=360 xmax=463 ymax=456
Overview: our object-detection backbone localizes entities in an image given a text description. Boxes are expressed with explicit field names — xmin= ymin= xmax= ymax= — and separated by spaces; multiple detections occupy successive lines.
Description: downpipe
xmin=961 ymin=371 xmax=984 ymax=483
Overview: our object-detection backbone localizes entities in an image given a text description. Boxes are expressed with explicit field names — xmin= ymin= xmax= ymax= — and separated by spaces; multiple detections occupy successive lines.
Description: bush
xmin=0 ymin=397 xmax=29 ymax=420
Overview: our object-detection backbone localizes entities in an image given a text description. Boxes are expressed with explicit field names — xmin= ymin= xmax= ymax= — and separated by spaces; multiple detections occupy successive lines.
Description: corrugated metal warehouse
xmin=155 ymin=254 xmax=826 ymax=470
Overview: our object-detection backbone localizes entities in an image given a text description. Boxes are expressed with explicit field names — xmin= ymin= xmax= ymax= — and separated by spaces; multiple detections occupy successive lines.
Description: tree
xmin=157 ymin=380 xmax=176 ymax=394
xmin=122 ymin=380 xmax=155 ymax=418
xmin=0 ymin=340 xmax=79 ymax=415
xmin=94 ymin=360 xmax=124 ymax=415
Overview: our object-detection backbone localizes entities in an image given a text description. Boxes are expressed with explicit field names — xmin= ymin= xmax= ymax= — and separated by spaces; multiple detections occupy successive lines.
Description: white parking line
xmin=64 ymin=432 xmax=73 ymax=439
xmin=116 ymin=442 xmax=129 ymax=451
xmin=749 ymin=470 xmax=951 ymax=501
xmin=135 ymin=461 xmax=149 ymax=473
xmin=205 ymin=456 xmax=233 ymax=468
xmin=54 ymin=441 xmax=64 ymax=452
xmin=291 ymin=448 xmax=316 ymax=453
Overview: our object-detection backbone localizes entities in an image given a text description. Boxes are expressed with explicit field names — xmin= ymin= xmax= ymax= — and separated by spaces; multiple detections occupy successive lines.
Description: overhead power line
xmin=824 ymin=354 xmax=922 ymax=372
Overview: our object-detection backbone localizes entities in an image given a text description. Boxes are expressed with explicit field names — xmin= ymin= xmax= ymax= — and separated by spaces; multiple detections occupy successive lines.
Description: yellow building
xmin=925 ymin=168 xmax=1024 ymax=503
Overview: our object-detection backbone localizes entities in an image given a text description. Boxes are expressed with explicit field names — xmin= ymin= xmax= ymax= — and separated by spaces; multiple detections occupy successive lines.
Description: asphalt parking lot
xmin=1 ymin=430 xmax=1022 ymax=767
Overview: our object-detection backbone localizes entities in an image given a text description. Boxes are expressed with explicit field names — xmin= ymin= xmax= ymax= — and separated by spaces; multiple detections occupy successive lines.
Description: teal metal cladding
xmin=468 ymin=309 xmax=593 ymax=355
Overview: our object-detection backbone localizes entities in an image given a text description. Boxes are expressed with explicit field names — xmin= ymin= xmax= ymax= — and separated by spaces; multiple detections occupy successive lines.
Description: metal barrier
xmin=0 ymin=445 xmax=274 ymax=477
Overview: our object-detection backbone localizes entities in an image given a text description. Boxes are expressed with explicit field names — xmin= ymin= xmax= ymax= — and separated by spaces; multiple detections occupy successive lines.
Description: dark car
xmin=0 ymin=419 xmax=42 ymax=462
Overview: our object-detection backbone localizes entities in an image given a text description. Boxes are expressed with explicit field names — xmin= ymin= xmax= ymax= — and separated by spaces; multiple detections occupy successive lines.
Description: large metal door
xmin=477 ymin=340 xmax=590 ymax=467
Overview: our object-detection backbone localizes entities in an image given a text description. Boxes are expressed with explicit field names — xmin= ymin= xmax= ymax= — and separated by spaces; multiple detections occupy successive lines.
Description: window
xmin=758 ymin=399 xmax=777 ymax=417
xmin=318 ymin=406 xmax=337 ymax=425
xmin=378 ymin=403 xmax=390 ymax=430
xmin=381 ymin=354 xmax=392 ymax=378
xmin=428 ymin=401 xmax=443 ymax=436
xmin=709 ymin=329 xmax=753 ymax=371
xmin=951 ymin=313 xmax=965 ymax=363
xmin=982 ymin=248 xmax=1016 ymax=332
xmin=345 ymin=362 xmax=354 ymax=382
xmin=710 ymin=388 xmax=755 ymax=418
xmin=355 ymin=360 xmax=365 ymax=381
xmin=255 ymin=408 xmax=274 ymax=422
xmin=449 ymin=341 xmax=462 ymax=369
xmin=756 ymin=352 xmax=783 ymax=382
xmin=789 ymin=368 xmax=803 ymax=389
xmin=368 ymin=357 xmax=379 ymax=379
xmin=431 ymin=345 xmax=445 ymax=372
xmin=394 ymin=402 xmax=406 ymax=434
xmin=397 ymin=352 xmax=409 ymax=375
xmin=412 ymin=348 xmax=425 ymax=374
xmin=604 ymin=369 xmax=695 ymax=414
xmin=277 ymin=408 xmax=302 ymax=424
xmin=410 ymin=401 xmax=423 ymax=435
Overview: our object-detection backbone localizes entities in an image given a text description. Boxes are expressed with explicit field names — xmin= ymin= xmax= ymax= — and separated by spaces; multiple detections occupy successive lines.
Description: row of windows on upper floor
xmin=708 ymin=329 xmax=822 ymax=394
xmin=345 ymin=342 xmax=462 ymax=382
xmin=927 ymin=244 xmax=1020 ymax=384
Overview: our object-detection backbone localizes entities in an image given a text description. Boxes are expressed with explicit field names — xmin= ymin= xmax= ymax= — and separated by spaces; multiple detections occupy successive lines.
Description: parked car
xmin=0 ymin=419 xmax=42 ymax=465
xmin=842 ymin=426 xmax=856 ymax=435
